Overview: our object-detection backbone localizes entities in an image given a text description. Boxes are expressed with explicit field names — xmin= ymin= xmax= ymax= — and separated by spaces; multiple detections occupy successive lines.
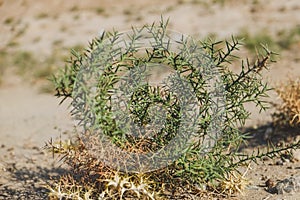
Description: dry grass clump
xmin=219 ymin=167 xmax=250 ymax=196
xmin=45 ymin=134 xmax=235 ymax=199
xmin=272 ymin=78 xmax=300 ymax=128
xmin=45 ymin=137 xmax=163 ymax=199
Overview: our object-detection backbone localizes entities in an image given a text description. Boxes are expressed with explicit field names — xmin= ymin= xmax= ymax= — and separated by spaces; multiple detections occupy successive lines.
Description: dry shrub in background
xmin=273 ymin=78 xmax=300 ymax=128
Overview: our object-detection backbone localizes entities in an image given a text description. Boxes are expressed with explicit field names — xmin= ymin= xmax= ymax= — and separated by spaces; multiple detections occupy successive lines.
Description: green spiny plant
xmin=49 ymin=18 xmax=300 ymax=199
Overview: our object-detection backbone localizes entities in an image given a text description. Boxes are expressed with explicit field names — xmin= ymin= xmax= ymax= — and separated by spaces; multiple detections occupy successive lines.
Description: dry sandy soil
xmin=0 ymin=0 xmax=300 ymax=199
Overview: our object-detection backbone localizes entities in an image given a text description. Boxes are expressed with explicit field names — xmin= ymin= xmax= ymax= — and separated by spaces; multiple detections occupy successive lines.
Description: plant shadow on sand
xmin=235 ymin=123 xmax=300 ymax=197
xmin=0 ymin=149 xmax=68 ymax=200
xmin=240 ymin=123 xmax=300 ymax=149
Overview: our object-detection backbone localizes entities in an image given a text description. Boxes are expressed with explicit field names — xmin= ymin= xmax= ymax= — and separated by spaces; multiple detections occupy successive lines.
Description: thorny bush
xmin=47 ymin=19 xmax=300 ymax=199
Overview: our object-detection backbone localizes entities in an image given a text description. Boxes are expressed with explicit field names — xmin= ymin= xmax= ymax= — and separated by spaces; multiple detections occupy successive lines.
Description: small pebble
xmin=266 ymin=178 xmax=276 ymax=189
xmin=274 ymin=175 xmax=300 ymax=194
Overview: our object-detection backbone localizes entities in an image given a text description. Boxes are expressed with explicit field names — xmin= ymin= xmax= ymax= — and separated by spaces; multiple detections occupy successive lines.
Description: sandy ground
xmin=0 ymin=0 xmax=300 ymax=199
